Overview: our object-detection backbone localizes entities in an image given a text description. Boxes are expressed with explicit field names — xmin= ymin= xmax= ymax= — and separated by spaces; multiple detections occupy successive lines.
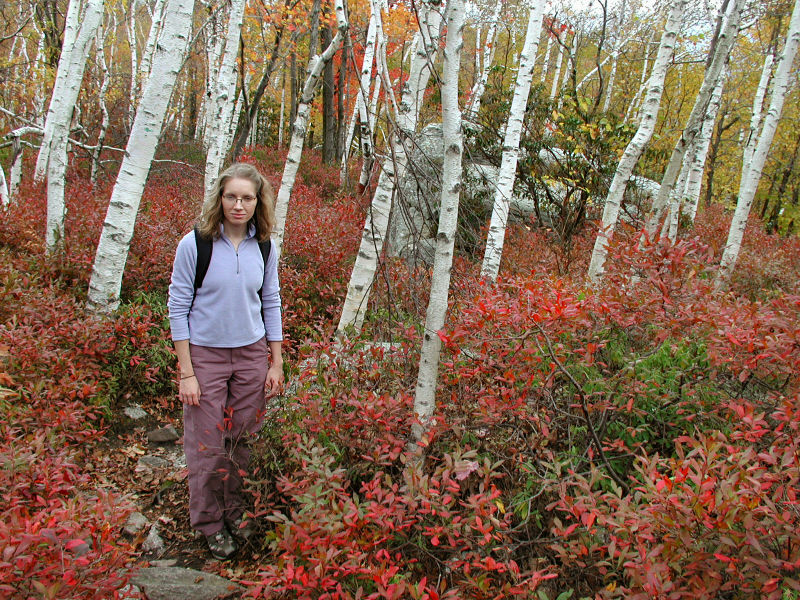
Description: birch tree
xmin=272 ymin=0 xmax=348 ymax=257
xmin=336 ymin=0 xmax=443 ymax=334
xmin=717 ymin=0 xmax=800 ymax=286
xmin=33 ymin=0 xmax=81 ymax=182
xmin=480 ymin=1 xmax=546 ymax=281
xmin=0 ymin=166 xmax=9 ymax=208
xmin=340 ymin=4 xmax=379 ymax=185
xmin=91 ymin=16 xmax=112 ymax=184
xmin=682 ymin=72 xmax=726 ymax=223
xmin=87 ymin=0 xmax=195 ymax=312
xmin=413 ymin=0 xmax=465 ymax=442
xmin=465 ymin=0 xmax=502 ymax=122
xmin=203 ymin=0 xmax=247 ymax=195
xmin=644 ymin=0 xmax=746 ymax=237
xmin=41 ymin=0 xmax=104 ymax=251
xmin=586 ymin=0 xmax=686 ymax=284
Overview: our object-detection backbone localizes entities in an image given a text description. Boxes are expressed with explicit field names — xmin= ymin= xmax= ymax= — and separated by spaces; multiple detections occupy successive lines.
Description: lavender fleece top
xmin=168 ymin=225 xmax=282 ymax=347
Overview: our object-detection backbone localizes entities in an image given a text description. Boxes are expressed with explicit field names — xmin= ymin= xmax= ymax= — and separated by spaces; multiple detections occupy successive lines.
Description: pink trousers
xmin=184 ymin=338 xmax=268 ymax=535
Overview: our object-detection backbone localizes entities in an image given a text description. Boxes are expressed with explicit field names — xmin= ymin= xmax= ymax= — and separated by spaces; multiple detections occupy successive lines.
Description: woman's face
xmin=221 ymin=177 xmax=258 ymax=230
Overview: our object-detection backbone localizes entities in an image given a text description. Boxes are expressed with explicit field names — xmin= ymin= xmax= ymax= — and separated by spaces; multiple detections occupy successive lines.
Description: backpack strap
xmin=193 ymin=226 xmax=214 ymax=291
xmin=256 ymin=238 xmax=271 ymax=298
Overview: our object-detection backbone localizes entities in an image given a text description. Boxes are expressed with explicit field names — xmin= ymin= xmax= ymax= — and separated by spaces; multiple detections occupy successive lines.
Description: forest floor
xmin=3 ymin=154 xmax=800 ymax=599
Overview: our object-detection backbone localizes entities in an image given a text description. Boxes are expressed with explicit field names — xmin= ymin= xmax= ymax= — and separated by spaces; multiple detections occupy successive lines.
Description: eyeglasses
xmin=222 ymin=193 xmax=257 ymax=206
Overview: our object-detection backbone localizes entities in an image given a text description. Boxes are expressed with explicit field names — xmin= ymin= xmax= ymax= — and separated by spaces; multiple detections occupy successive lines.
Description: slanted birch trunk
xmin=340 ymin=6 xmax=378 ymax=184
xmin=357 ymin=69 xmax=383 ymax=192
xmin=644 ymin=0 xmax=745 ymax=237
xmin=549 ymin=38 xmax=564 ymax=101
xmin=413 ymin=0 xmax=465 ymax=442
xmin=43 ymin=0 xmax=104 ymax=251
xmin=272 ymin=0 xmax=348 ymax=257
xmin=34 ymin=0 xmax=81 ymax=181
xmin=540 ymin=33 xmax=553 ymax=83
xmin=465 ymin=0 xmax=501 ymax=121
xmin=336 ymin=0 xmax=442 ymax=334
xmin=717 ymin=0 xmax=800 ymax=286
xmin=87 ymin=0 xmax=195 ymax=312
xmin=625 ymin=32 xmax=653 ymax=123
xmin=586 ymin=0 xmax=686 ymax=284
xmin=683 ymin=72 xmax=725 ymax=223
xmin=203 ymin=0 xmax=247 ymax=195
xmin=139 ymin=0 xmax=166 ymax=83
xmin=480 ymin=1 xmax=546 ymax=281
xmin=742 ymin=51 xmax=774 ymax=171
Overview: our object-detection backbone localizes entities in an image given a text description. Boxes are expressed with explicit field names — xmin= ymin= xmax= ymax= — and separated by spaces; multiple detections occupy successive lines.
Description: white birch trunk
xmin=139 ymin=0 xmax=166 ymax=82
xmin=34 ymin=0 xmax=82 ymax=181
xmin=357 ymin=70 xmax=383 ymax=191
xmin=480 ymin=2 xmax=546 ymax=281
xmin=340 ymin=6 xmax=378 ymax=183
xmin=0 ymin=165 xmax=9 ymax=208
xmin=549 ymin=40 xmax=564 ymax=101
xmin=644 ymin=0 xmax=745 ymax=237
xmin=203 ymin=0 xmax=247 ymax=195
xmin=742 ymin=52 xmax=774 ymax=171
xmin=336 ymin=0 xmax=442 ymax=334
xmin=87 ymin=0 xmax=195 ymax=312
xmin=9 ymin=136 xmax=23 ymax=201
xmin=201 ymin=11 xmax=226 ymax=148
xmin=586 ymin=0 xmax=686 ymax=284
xmin=31 ymin=16 xmax=48 ymax=122
xmin=540 ymin=34 xmax=553 ymax=83
xmin=465 ymin=0 xmax=501 ymax=120
xmin=277 ymin=71 xmax=287 ymax=147
xmin=683 ymin=73 xmax=725 ymax=223
xmin=272 ymin=0 xmax=348 ymax=257
xmin=413 ymin=0 xmax=465 ymax=441
xmin=625 ymin=32 xmax=653 ymax=123
xmin=92 ymin=18 xmax=112 ymax=185
xmin=717 ymin=0 xmax=800 ymax=286
xmin=44 ymin=0 xmax=104 ymax=251
xmin=603 ymin=54 xmax=618 ymax=112
xmin=127 ymin=0 xmax=141 ymax=125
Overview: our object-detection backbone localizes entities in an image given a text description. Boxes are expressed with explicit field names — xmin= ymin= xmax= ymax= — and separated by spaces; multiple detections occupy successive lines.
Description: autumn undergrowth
xmin=1 ymin=151 xmax=799 ymax=599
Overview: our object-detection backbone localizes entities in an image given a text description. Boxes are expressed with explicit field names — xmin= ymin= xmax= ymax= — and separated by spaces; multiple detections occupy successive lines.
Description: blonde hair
xmin=197 ymin=163 xmax=275 ymax=242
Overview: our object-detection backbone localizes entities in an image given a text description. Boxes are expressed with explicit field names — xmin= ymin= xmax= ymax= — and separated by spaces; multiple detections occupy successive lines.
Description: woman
xmin=167 ymin=163 xmax=284 ymax=560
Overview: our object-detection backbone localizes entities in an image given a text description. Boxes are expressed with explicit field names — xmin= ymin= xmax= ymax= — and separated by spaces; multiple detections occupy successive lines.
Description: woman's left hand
xmin=265 ymin=362 xmax=284 ymax=398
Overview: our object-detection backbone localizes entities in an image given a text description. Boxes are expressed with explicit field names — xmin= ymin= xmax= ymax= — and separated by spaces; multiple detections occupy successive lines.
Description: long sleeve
xmin=261 ymin=239 xmax=283 ymax=341
xmin=168 ymin=232 xmax=197 ymax=341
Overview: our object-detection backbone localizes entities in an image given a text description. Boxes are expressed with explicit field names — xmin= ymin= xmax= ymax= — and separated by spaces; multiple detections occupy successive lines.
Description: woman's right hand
xmin=180 ymin=375 xmax=201 ymax=406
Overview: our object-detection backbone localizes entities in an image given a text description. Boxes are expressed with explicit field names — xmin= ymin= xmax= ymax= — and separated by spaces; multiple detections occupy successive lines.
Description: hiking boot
xmin=205 ymin=527 xmax=238 ymax=560
xmin=227 ymin=515 xmax=257 ymax=543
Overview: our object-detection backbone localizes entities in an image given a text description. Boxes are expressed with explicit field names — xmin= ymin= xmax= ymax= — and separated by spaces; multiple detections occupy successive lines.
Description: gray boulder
xmin=130 ymin=567 xmax=242 ymax=600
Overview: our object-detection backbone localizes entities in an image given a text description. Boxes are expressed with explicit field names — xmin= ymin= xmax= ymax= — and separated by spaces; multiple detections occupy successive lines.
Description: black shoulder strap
xmin=256 ymin=238 xmax=271 ymax=297
xmin=194 ymin=226 xmax=213 ymax=291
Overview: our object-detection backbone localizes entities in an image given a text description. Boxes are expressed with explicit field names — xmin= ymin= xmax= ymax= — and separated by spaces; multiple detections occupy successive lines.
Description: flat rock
xmin=124 ymin=512 xmax=149 ymax=536
xmin=124 ymin=404 xmax=149 ymax=420
xmin=148 ymin=425 xmax=180 ymax=443
xmin=137 ymin=455 xmax=172 ymax=470
xmin=131 ymin=567 xmax=243 ymax=600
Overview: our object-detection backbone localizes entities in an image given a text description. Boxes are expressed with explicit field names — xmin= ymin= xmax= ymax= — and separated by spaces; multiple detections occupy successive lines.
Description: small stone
xmin=124 ymin=405 xmax=149 ymax=420
xmin=142 ymin=525 xmax=165 ymax=554
xmin=149 ymin=559 xmax=177 ymax=568
xmin=117 ymin=583 xmax=143 ymax=600
xmin=148 ymin=425 xmax=180 ymax=443
xmin=137 ymin=455 xmax=172 ymax=470
xmin=131 ymin=566 xmax=243 ymax=600
xmin=124 ymin=512 xmax=149 ymax=536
